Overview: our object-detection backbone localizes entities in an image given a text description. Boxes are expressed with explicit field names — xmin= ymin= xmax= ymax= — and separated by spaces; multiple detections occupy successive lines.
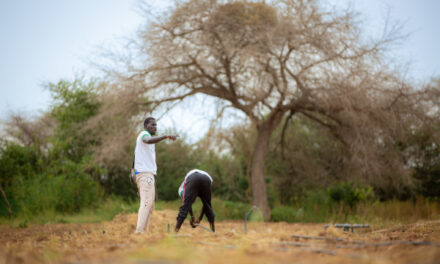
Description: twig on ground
xmin=194 ymin=223 xmax=214 ymax=233
xmin=291 ymin=234 xmax=345 ymax=242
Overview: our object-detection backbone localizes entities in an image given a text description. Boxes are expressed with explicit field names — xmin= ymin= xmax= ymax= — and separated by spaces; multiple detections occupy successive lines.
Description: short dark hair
xmin=144 ymin=117 xmax=156 ymax=127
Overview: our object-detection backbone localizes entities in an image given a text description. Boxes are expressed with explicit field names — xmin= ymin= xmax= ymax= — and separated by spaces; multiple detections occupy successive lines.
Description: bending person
xmin=175 ymin=169 xmax=215 ymax=232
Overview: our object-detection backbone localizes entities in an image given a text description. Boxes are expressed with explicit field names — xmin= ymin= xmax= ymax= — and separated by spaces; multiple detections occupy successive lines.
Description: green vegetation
xmin=2 ymin=195 xmax=438 ymax=228
xmin=0 ymin=196 xmax=136 ymax=227
xmin=0 ymin=79 xmax=104 ymax=219
xmin=271 ymin=191 xmax=440 ymax=225
xmin=1 ymin=78 xmax=440 ymax=226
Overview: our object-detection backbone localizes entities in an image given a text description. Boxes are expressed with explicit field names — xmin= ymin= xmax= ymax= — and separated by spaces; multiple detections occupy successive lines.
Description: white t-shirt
xmin=178 ymin=169 xmax=213 ymax=197
xmin=134 ymin=131 xmax=157 ymax=175
xmin=184 ymin=169 xmax=213 ymax=182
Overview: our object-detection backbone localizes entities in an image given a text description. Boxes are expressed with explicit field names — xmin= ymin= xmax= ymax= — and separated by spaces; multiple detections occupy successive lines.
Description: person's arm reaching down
xmin=189 ymin=207 xmax=197 ymax=228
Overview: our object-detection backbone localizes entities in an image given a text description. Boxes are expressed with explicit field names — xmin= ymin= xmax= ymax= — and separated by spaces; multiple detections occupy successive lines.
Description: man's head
xmin=144 ymin=117 xmax=157 ymax=135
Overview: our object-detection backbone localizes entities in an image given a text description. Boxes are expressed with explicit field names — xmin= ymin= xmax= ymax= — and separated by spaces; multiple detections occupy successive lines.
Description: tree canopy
xmin=101 ymin=0 xmax=438 ymax=219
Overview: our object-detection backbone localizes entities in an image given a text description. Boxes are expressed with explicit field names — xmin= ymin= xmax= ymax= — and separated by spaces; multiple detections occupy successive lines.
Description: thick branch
xmin=280 ymin=110 xmax=295 ymax=160
xmin=299 ymin=110 xmax=348 ymax=146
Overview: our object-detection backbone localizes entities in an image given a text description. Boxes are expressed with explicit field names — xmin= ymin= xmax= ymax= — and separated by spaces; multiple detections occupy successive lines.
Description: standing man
xmin=175 ymin=169 xmax=215 ymax=233
xmin=134 ymin=117 xmax=178 ymax=235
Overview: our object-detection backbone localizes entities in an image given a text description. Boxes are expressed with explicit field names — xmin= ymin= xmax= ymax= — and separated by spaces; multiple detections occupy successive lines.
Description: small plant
xmin=18 ymin=219 xmax=28 ymax=228
xmin=328 ymin=182 xmax=375 ymax=208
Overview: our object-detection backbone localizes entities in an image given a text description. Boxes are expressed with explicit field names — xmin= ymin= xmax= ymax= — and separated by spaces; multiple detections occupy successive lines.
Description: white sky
xmin=1 ymin=0 xmax=439 ymax=141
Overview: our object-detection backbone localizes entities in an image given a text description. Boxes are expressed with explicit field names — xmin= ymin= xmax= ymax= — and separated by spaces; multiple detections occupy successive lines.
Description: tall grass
xmin=2 ymin=195 xmax=438 ymax=228
xmin=354 ymin=198 xmax=440 ymax=224
xmin=271 ymin=183 xmax=440 ymax=225
xmin=0 ymin=196 xmax=137 ymax=227
xmin=271 ymin=196 xmax=440 ymax=226
xmin=0 ymin=196 xmax=250 ymax=227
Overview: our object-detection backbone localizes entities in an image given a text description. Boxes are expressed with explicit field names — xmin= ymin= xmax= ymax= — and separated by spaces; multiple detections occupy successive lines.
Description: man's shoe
xmin=210 ymin=222 xmax=215 ymax=232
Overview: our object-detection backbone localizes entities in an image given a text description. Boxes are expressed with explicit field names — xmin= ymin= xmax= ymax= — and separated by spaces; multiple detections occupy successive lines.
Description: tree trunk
xmin=250 ymin=122 xmax=272 ymax=220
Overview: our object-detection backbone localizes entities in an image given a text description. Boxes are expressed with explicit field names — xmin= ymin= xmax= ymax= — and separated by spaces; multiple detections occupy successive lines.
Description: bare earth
xmin=1 ymin=209 xmax=439 ymax=264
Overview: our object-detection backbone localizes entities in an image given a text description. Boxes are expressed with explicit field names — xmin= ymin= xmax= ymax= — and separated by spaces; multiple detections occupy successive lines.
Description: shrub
xmin=328 ymin=182 xmax=374 ymax=208
xmin=271 ymin=206 xmax=297 ymax=222
xmin=8 ymin=156 xmax=103 ymax=218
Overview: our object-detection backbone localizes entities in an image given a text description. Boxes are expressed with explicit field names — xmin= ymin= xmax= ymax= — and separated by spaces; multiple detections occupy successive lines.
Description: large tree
xmin=108 ymin=0 xmax=431 ymax=219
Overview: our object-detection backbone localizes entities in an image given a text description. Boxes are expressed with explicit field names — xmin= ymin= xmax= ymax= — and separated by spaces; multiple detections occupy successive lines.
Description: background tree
xmin=401 ymin=78 xmax=440 ymax=199
xmin=3 ymin=113 xmax=54 ymax=154
xmin=0 ymin=79 xmax=105 ymax=216
xmin=105 ymin=0 xmax=435 ymax=219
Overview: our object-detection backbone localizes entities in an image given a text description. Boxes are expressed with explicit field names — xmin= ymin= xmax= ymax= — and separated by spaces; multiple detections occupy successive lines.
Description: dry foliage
xmin=101 ymin=0 xmax=439 ymax=218
xmin=84 ymin=82 xmax=148 ymax=167
xmin=2 ymin=112 xmax=55 ymax=152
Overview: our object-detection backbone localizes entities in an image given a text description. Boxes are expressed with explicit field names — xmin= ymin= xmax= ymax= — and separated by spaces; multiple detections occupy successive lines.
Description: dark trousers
xmin=176 ymin=172 xmax=215 ymax=224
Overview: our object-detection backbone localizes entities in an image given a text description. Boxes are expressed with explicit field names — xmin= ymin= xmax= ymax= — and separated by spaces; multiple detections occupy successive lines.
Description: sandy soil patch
xmin=1 ymin=209 xmax=439 ymax=264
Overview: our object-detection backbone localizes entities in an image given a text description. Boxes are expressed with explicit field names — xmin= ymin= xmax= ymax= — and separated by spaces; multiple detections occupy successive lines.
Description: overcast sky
xmin=1 ymin=0 xmax=439 ymax=140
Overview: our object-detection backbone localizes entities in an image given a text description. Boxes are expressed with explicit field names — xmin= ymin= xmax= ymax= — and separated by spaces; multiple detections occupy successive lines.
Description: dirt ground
xmin=1 ymin=209 xmax=439 ymax=264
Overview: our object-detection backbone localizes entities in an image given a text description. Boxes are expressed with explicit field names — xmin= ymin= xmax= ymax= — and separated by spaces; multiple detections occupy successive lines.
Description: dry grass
xmin=1 ymin=209 xmax=439 ymax=264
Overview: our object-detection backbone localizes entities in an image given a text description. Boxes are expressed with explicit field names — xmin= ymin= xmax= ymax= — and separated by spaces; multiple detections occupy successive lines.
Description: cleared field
xmin=1 ymin=209 xmax=439 ymax=264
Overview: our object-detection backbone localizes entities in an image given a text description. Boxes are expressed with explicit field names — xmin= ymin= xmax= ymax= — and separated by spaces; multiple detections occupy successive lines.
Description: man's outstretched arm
xmin=143 ymin=135 xmax=178 ymax=144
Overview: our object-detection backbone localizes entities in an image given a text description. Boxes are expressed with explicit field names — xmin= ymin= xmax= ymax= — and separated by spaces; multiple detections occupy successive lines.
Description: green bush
xmin=198 ymin=152 xmax=249 ymax=202
xmin=12 ymin=171 xmax=102 ymax=217
xmin=155 ymin=140 xmax=199 ymax=201
xmin=271 ymin=206 xmax=297 ymax=222
xmin=328 ymin=182 xmax=374 ymax=208
xmin=299 ymin=190 xmax=332 ymax=222
xmin=214 ymin=199 xmax=249 ymax=220
xmin=0 ymin=143 xmax=42 ymax=217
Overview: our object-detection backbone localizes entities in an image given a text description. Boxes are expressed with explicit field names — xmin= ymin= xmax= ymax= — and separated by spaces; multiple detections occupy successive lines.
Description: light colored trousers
xmin=135 ymin=172 xmax=155 ymax=234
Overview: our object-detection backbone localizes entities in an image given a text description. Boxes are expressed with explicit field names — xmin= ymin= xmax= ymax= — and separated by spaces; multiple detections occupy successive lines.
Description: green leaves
xmin=47 ymin=79 xmax=101 ymax=162
xmin=328 ymin=182 xmax=375 ymax=208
